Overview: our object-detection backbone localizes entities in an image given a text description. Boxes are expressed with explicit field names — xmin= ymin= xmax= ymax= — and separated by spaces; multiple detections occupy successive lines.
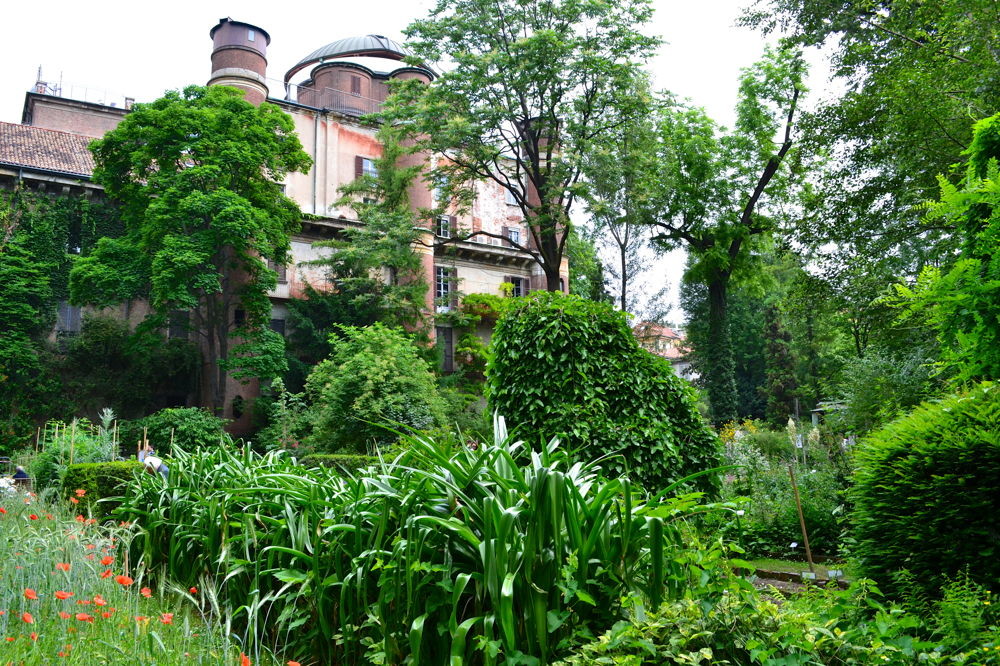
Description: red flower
xmin=99 ymin=569 xmax=112 ymax=579
xmin=115 ymin=575 xmax=133 ymax=586
xmin=30 ymin=631 xmax=38 ymax=641
xmin=75 ymin=612 xmax=94 ymax=623
xmin=28 ymin=514 xmax=38 ymax=520
xmin=24 ymin=588 xmax=38 ymax=600
xmin=240 ymin=653 xmax=251 ymax=666
xmin=288 ymin=662 xmax=302 ymax=666
xmin=93 ymin=594 xmax=107 ymax=607
xmin=75 ymin=489 xmax=86 ymax=497
xmin=134 ymin=615 xmax=148 ymax=622
xmin=69 ymin=497 xmax=79 ymax=504
xmin=140 ymin=587 xmax=152 ymax=598
xmin=59 ymin=611 xmax=71 ymax=619
xmin=21 ymin=612 xmax=33 ymax=624
xmin=100 ymin=556 xmax=114 ymax=566
xmin=160 ymin=613 xmax=173 ymax=625
xmin=0 ymin=507 xmax=6 ymax=514
xmin=75 ymin=515 xmax=85 ymax=523
xmin=102 ymin=611 xmax=112 ymax=618
xmin=189 ymin=586 xmax=198 ymax=595
xmin=55 ymin=562 xmax=71 ymax=572
xmin=55 ymin=590 xmax=73 ymax=600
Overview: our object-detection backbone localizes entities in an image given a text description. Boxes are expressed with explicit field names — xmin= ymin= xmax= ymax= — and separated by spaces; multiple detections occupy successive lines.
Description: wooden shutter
xmin=355 ymin=155 xmax=363 ymax=179
xmin=350 ymin=76 xmax=361 ymax=95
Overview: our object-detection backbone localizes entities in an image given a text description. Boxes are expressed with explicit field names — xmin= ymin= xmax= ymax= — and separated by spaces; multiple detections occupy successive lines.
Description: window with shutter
xmin=350 ymin=76 xmax=361 ymax=96
xmin=436 ymin=215 xmax=451 ymax=238
xmin=435 ymin=266 xmax=457 ymax=311
xmin=267 ymin=259 xmax=288 ymax=283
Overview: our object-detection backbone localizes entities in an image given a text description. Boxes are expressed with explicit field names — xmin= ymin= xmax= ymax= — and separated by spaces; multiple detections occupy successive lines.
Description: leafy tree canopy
xmin=384 ymin=0 xmax=659 ymax=290
xmin=70 ymin=85 xmax=312 ymax=414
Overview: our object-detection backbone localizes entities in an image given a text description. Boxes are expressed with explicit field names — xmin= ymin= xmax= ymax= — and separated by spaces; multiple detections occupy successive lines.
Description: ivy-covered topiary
xmin=851 ymin=382 xmax=1000 ymax=597
xmin=488 ymin=292 xmax=721 ymax=494
xmin=61 ymin=461 xmax=142 ymax=517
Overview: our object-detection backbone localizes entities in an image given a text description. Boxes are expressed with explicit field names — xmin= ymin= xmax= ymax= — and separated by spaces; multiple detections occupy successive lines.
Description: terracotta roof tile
xmin=0 ymin=122 xmax=94 ymax=177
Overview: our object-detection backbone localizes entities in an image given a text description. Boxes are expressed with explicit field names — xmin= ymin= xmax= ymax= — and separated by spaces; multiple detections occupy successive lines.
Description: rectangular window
xmin=55 ymin=301 xmax=82 ymax=335
xmin=435 ymin=266 xmax=456 ymax=310
xmin=355 ymin=156 xmax=378 ymax=180
xmin=505 ymin=226 xmax=520 ymax=247
xmin=247 ymin=29 xmax=255 ymax=42
xmin=436 ymin=215 xmax=452 ymax=238
xmin=505 ymin=187 xmax=519 ymax=206
xmin=270 ymin=319 xmax=286 ymax=337
xmin=436 ymin=326 xmax=454 ymax=373
xmin=350 ymin=76 xmax=361 ymax=96
xmin=168 ymin=311 xmax=189 ymax=340
xmin=504 ymin=276 xmax=527 ymax=298
xmin=267 ymin=258 xmax=288 ymax=283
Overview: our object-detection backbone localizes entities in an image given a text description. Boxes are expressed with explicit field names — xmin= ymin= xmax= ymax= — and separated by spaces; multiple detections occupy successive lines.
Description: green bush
xmin=296 ymin=453 xmax=376 ymax=474
xmin=29 ymin=415 xmax=119 ymax=490
xmin=61 ymin=460 xmax=142 ymax=517
xmin=852 ymin=382 xmax=1000 ymax=597
xmin=121 ymin=407 xmax=228 ymax=454
xmin=488 ymin=292 xmax=721 ymax=494
xmin=303 ymin=323 xmax=447 ymax=452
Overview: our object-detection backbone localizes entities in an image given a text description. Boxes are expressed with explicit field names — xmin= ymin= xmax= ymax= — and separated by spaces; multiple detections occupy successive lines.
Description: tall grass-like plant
xmin=118 ymin=419 xmax=724 ymax=664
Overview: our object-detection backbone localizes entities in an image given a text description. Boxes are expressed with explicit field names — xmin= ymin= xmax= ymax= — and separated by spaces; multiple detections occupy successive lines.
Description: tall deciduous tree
xmin=743 ymin=0 xmax=999 ymax=274
xmin=384 ymin=0 xmax=659 ymax=290
xmin=70 ymin=85 xmax=312 ymax=416
xmin=646 ymin=47 xmax=806 ymax=424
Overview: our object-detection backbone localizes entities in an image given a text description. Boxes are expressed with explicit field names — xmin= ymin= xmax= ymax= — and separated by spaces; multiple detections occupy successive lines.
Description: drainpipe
xmin=312 ymin=110 xmax=320 ymax=215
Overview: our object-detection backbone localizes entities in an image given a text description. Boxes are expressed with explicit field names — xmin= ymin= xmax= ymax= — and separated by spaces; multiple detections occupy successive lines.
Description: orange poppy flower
xmin=28 ymin=514 xmax=38 ymax=520
xmin=115 ymin=575 xmax=134 ymax=586
xmin=160 ymin=613 xmax=173 ymax=625
xmin=30 ymin=632 xmax=38 ymax=641
xmin=99 ymin=569 xmax=112 ymax=579
xmin=24 ymin=588 xmax=38 ymax=600
xmin=55 ymin=563 xmax=71 ymax=572
xmin=21 ymin=612 xmax=33 ymax=624
xmin=75 ymin=613 xmax=93 ymax=623
xmin=140 ymin=587 xmax=152 ymax=598
xmin=55 ymin=591 xmax=73 ymax=600
xmin=58 ymin=611 xmax=71 ymax=619
xmin=101 ymin=556 xmax=114 ymax=566
xmin=240 ymin=653 xmax=251 ymax=666
xmin=93 ymin=594 xmax=107 ymax=607
xmin=75 ymin=489 xmax=86 ymax=497
xmin=288 ymin=662 xmax=302 ymax=666
xmin=189 ymin=586 xmax=199 ymax=594
xmin=69 ymin=498 xmax=79 ymax=504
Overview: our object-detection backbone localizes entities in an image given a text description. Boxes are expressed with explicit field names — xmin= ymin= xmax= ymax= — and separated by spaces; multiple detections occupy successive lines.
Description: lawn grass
xmin=749 ymin=557 xmax=856 ymax=580
xmin=0 ymin=487 xmax=281 ymax=665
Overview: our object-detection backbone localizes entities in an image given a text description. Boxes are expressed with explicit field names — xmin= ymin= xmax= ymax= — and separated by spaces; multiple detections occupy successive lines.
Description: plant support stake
xmin=788 ymin=463 xmax=815 ymax=573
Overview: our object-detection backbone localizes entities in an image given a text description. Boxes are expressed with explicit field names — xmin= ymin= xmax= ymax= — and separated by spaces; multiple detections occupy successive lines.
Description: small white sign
xmin=800 ymin=571 xmax=817 ymax=580
xmin=795 ymin=434 xmax=804 ymax=449
xmin=827 ymin=569 xmax=843 ymax=579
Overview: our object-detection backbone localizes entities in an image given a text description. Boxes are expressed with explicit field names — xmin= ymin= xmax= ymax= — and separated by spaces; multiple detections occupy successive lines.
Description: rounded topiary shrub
xmin=488 ymin=291 xmax=720 ymax=494
xmin=851 ymin=382 xmax=1000 ymax=596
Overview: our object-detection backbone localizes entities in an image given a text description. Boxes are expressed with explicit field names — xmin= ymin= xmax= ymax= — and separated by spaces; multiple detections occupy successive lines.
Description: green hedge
xmin=851 ymin=382 xmax=1000 ymax=597
xmin=61 ymin=461 xmax=142 ymax=518
xmin=297 ymin=454 xmax=376 ymax=475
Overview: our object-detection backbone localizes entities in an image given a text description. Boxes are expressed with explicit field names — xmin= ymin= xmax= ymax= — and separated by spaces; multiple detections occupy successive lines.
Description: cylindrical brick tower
xmin=208 ymin=18 xmax=270 ymax=106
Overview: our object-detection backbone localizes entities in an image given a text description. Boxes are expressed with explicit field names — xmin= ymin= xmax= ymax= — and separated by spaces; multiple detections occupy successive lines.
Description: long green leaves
xmin=118 ymin=421 xmax=721 ymax=664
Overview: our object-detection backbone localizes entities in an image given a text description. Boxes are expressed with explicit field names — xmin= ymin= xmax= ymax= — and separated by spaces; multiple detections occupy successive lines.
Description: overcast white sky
xmin=1 ymin=0 xmax=826 ymax=323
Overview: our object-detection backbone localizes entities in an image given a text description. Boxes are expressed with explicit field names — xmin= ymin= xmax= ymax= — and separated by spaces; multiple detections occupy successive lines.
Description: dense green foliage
xmin=761 ymin=305 xmax=799 ymax=426
xmin=560 ymin=574 xmax=999 ymax=665
xmin=896 ymin=114 xmax=1000 ymax=383
xmin=120 ymin=408 xmax=228 ymax=454
xmin=488 ymin=292 xmax=721 ymax=494
xmin=71 ymin=85 xmax=312 ymax=414
xmin=852 ymin=382 xmax=1000 ymax=597
xmin=61 ymin=460 xmax=142 ymax=517
xmin=0 ymin=190 xmax=123 ymax=448
xmin=117 ymin=424 xmax=720 ymax=664
xmin=60 ymin=315 xmax=200 ymax=418
xmin=304 ymin=323 xmax=447 ymax=452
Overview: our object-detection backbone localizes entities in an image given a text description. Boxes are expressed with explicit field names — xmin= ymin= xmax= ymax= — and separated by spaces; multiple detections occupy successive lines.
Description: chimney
xmin=207 ymin=18 xmax=270 ymax=105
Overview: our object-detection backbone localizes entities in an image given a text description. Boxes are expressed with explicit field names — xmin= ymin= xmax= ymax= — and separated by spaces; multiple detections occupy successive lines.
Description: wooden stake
xmin=69 ymin=421 xmax=76 ymax=466
xmin=169 ymin=427 xmax=174 ymax=452
xmin=788 ymin=464 xmax=815 ymax=573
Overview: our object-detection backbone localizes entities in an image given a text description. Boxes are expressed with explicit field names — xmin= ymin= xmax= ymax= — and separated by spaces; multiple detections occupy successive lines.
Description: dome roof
xmin=284 ymin=34 xmax=419 ymax=84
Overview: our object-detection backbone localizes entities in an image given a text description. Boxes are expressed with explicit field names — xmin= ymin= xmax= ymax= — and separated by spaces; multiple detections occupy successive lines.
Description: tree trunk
xmin=705 ymin=274 xmax=738 ymax=425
